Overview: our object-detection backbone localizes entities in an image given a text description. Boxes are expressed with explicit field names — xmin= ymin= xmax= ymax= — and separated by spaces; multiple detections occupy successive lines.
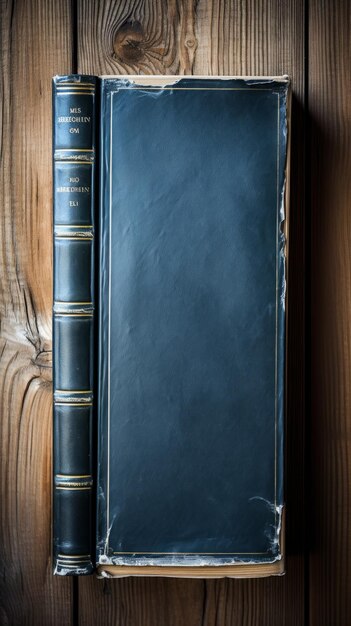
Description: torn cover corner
xmin=96 ymin=499 xmax=285 ymax=574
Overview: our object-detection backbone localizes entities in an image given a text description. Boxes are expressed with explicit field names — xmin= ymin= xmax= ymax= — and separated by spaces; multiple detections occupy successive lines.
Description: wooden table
xmin=1 ymin=1 xmax=349 ymax=624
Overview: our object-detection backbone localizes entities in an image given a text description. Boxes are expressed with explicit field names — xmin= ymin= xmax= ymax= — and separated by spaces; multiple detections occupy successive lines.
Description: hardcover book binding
xmin=53 ymin=76 xmax=97 ymax=574
xmin=52 ymin=75 xmax=290 ymax=577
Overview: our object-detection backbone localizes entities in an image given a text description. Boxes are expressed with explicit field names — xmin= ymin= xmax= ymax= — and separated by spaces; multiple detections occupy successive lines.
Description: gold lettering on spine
xmin=57 ymin=116 xmax=91 ymax=123
xmin=56 ymin=186 xmax=90 ymax=193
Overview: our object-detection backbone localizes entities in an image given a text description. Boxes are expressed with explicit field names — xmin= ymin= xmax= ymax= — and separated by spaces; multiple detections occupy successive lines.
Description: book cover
xmin=52 ymin=75 xmax=290 ymax=577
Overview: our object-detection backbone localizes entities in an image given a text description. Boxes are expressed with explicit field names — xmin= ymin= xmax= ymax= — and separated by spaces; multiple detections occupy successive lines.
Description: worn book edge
xmin=97 ymin=511 xmax=286 ymax=579
xmin=94 ymin=75 xmax=291 ymax=579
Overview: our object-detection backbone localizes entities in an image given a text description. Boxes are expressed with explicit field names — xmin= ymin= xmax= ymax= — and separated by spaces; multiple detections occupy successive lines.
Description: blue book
xmin=53 ymin=75 xmax=290 ymax=577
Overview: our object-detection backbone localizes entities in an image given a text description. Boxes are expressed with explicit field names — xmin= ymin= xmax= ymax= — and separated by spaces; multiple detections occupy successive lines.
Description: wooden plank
xmin=77 ymin=1 xmax=305 ymax=624
xmin=0 ymin=0 xmax=73 ymax=623
xmin=310 ymin=1 xmax=351 ymax=623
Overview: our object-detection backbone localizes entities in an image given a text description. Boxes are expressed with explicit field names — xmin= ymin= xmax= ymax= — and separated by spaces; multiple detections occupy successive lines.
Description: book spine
xmin=52 ymin=75 xmax=97 ymax=575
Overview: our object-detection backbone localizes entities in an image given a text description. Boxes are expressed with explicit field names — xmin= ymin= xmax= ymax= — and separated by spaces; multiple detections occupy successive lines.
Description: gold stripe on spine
xmin=56 ymin=82 xmax=95 ymax=88
xmin=56 ymin=83 xmax=95 ymax=87
xmin=57 ymin=558 xmax=91 ymax=571
xmin=55 ymin=480 xmax=93 ymax=485
xmin=54 ymin=392 xmax=93 ymax=403
xmin=55 ymin=162 xmax=94 ymax=166
xmin=55 ymin=312 xmax=93 ymax=317
xmin=55 ymin=148 xmax=94 ymax=152
xmin=57 ymin=92 xmax=95 ymax=96
xmin=57 ymin=561 xmax=89 ymax=564
xmin=54 ymin=402 xmax=93 ymax=407
xmin=56 ymin=91 xmax=95 ymax=96
xmin=55 ymin=225 xmax=93 ymax=228
xmin=56 ymin=564 xmax=90 ymax=568
xmin=55 ymin=479 xmax=93 ymax=488
xmin=56 ymin=474 xmax=92 ymax=478
xmin=55 ymin=480 xmax=93 ymax=489
xmin=53 ymin=312 xmax=94 ymax=316
xmin=58 ymin=553 xmax=91 ymax=558
xmin=54 ymin=302 xmax=93 ymax=312
xmin=55 ymin=235 xmax=93 ymax=237
xmin=56 ymin=83 xmax=95 ymax=91
xmin=56 ymin=486 xmax=92 ymax=490
xmin=57 ymin=85 xmax=94 ymax=87
xmin=55 ymin=225 xmax=93 ymax=233
xmin=54 ymin=226 xmax=93 ymax=238
xmin=58 ymin=560 xmax=92 ymax=564
xmin=55 ymin=389 xmax=92 ymax=393
xmin=55 ymin=236 xmax=93 ymax=241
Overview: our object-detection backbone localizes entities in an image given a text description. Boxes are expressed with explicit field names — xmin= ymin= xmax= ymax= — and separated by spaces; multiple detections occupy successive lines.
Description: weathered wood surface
xmin=310 ymin=1 xmax=351 ymax=624
xmin=0 ymin=0 xmax=73 ymax=624
xmin=0 ymin=0 xmax=349 ymax=624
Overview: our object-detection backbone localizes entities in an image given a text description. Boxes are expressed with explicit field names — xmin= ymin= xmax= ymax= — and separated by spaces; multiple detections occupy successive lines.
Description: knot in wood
xmin=113 ymin=20 xmax=145 ymax=63
xmin=185 ymin=38 xmax=196 ymax=49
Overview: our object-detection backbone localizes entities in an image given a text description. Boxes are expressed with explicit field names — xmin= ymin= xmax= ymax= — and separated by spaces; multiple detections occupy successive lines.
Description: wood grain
xmin=3 ymin=0 xmax=349 ymax=623
xmin=77 ymin=0 xmax=198 ymax=75
xmin=310 ymin=0 xmax=351 ymax=624
xmin=77 ymin=1 xmax=305 ymax=624
xmin=0 ymin=0 xmax=73 ymax=623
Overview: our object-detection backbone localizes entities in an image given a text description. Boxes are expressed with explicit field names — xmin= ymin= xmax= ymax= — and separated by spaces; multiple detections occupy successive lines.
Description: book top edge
xmin=100 ymin=74 xmax=290 ymax=81
xmin=53 ymin=74 xmax=290 ymax=86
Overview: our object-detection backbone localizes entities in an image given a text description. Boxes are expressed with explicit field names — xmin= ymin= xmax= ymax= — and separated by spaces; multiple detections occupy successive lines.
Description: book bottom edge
xmin=96 ymin=557 xmax=285 ymax=579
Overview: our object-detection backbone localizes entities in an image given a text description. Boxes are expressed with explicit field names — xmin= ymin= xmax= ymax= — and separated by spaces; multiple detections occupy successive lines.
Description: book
xmin=52 ymin=74 xmax=290 ymax=578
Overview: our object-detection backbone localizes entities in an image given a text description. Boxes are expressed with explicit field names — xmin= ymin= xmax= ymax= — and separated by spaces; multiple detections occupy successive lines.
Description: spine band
xmin=52 ymin=75 xmax=97 ymax=575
